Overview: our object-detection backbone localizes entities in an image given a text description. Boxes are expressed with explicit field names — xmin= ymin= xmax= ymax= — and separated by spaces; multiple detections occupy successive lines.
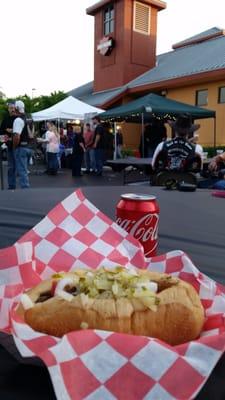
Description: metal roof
xmin=128 ymin=29 xmax=225 ymax=89
xmin=67 ymin=81 xmax=93 ymax=99
xmin=68 ymin=83 xmax=127 ymax=107
xmin=172 ymin=27 xmax=223 ymax=48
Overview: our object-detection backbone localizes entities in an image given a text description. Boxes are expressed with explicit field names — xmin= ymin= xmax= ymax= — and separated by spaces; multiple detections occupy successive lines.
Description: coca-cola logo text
xmin=116 ymin=213 xmax=159 ymax=243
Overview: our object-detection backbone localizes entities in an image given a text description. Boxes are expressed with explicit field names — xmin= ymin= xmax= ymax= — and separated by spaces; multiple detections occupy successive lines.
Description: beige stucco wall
xmin=168 ymin=81 xmax=225 ymax=147
xmin=119 ymin=122 xmax=142 ymax=152
xmin=121 ymin=122 xmax=173 ymax=153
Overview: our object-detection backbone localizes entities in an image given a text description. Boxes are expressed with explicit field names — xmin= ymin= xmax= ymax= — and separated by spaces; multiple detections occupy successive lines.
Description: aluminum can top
xmin=120 ymin=193 xmax=156 ymax=201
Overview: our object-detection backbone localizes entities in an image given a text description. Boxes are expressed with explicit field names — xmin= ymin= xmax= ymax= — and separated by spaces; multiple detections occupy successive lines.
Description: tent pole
xmin=213 ymin=116 xmax=216 ymax=154
xmin=113 ymin=122 xmax=117 ymax=160
xmin=141 ymin=113 xmax=145 ymax=158
xmin=0 ymin=146 xmax=4 ymax=190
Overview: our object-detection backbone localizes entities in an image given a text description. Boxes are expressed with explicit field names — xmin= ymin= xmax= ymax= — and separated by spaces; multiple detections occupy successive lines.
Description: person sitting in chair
xmin=206 ymin=151 xmax=225 ymax=189
xmin=208 ymin=151 xmax=225 ymax=173
xmin=152 ymin=114 xmax=202 ymax=172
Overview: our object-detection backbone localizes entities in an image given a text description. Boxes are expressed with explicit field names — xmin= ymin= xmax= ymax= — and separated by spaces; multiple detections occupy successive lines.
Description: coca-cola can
xmin=116 ymin=193 xmax=160 ymax=257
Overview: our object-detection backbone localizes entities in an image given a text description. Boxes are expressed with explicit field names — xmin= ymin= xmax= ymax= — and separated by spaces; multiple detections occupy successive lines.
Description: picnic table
xmin=106 ymin=157 xmax=153 ymax=184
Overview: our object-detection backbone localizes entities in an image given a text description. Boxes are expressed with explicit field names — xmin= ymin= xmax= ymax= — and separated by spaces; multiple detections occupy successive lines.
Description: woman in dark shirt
xmin=71 ymin=127 xmax=85 ymax=177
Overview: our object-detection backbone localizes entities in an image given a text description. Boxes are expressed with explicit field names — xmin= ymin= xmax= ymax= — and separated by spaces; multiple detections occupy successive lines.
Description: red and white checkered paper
xmin=0 ymin=189 xmax=225 ymax=400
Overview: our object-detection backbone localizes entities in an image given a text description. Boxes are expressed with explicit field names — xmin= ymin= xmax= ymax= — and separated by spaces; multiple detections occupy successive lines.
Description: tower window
xmin=104 ymin=4 xmax=114 ymax=36
xmin=133 ymin=1 xmax=151 ymax=35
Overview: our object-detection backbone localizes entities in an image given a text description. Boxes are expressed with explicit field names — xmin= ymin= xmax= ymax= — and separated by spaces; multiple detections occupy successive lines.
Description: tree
xmin=0 ymin=89 xmax=6 ymax=99
xmin=31 ymin=91 xmax=67 ymax=113
xmin=0 ymin=91 xmax=67 ymax=122
xmin=0 ymin=99 xmax=7 ymax=122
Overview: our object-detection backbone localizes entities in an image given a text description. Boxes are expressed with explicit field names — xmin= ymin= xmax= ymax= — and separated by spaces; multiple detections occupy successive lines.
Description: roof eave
xmin=97 ymin=88 xmax=128 ymax=109
xmin=128 ymin=68 xmax=225 ymax=94
xmin=86 ymin=0 xmax=118 ymax=16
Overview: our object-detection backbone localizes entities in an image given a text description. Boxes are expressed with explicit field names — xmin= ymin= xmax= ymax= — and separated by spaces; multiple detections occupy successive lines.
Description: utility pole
xmin=32 ymin=88 xmax=36 ymax=99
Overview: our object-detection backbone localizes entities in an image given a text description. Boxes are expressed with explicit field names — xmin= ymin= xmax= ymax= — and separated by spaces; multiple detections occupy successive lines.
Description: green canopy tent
xmin=99 ymin=93 xmax=216 ymax=158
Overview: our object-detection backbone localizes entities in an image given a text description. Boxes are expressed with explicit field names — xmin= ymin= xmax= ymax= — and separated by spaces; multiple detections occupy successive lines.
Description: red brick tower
xmin=86 ymin=0 xmax=166 ymax=92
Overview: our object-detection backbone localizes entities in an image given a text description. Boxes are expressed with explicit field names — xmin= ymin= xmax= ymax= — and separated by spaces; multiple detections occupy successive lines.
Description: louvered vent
xmin=133 ymin=1 xmax=151 ymax=35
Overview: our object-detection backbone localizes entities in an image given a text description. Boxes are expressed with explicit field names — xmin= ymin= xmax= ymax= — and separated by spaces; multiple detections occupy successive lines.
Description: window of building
xmin=218 ymin=87 xmax=225 ymax=103
xmin=195 ymin=89 xmax=208 ymax=106
xmin=104 ymin=4 xmax=114 ymax=36
xmin=133 ymin=1 xmax=151 ymax=35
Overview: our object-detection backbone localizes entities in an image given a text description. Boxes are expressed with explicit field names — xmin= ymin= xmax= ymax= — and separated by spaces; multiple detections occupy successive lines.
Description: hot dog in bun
xmin=18 ymin=266 xmax=204 ymax=345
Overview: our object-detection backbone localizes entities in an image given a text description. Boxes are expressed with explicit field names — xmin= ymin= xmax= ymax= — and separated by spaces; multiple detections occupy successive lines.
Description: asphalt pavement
xmin=0 ymin=161 xmax=128 ymax=190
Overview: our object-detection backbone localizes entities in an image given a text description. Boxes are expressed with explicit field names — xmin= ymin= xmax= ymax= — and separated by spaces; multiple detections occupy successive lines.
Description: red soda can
xmin=116 ymin=193 xmax=160 ymax=257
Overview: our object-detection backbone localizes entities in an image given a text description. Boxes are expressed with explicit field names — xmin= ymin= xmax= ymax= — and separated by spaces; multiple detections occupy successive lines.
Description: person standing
xmin=66 ymin=125 xmax=75 ymax=148
xmin=92 ymin=116 xmax=105 ymax=176
xmin=71 ymin=126 xmax=85 ymax=177
xmin=12 ymin=100 xmax=32 ymax=189
xmin=83 ymin=123 xmax=95 ymax=173
xmin=0 ymin=102 xmax=17 ymax=189
xmin=115 ymin=127 xmax=123 ymax=158
xmin=140 ymin=120 xmax=167 ymax=158
xmin=37 ymin=121 xmax=60 ymax=175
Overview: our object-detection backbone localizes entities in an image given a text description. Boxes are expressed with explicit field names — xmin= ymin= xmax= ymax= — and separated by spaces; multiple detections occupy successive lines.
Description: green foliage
xmin=121 ymin=148 xmax=134 ymax=158
xmin=0 ymin=91 xmax=67 ymax=122
xmin=0 ymin=98 xmax=7 ymax=122
xmin=31 ymin=91 xmax=67 ymax=113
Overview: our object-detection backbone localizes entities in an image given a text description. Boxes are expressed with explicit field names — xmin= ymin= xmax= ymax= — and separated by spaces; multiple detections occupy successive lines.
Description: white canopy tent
xmin=31 ymin=96 xmax=104 ymax=122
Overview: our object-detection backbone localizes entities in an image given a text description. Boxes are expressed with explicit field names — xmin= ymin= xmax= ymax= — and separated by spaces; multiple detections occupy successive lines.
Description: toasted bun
xmin=18 ymin=269 xmax=204 ymax=345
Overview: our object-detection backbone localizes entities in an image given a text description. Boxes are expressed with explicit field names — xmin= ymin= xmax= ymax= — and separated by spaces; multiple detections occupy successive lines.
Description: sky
xmin=0 ymin=0 xmax=225 ymax=98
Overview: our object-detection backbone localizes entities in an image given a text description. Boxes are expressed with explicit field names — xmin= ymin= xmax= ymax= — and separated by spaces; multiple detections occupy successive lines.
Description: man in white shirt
xmin=189 ymin=133 xmax=204 ymax=159
xmin=12 ymin=100 xmax=32 ymax=189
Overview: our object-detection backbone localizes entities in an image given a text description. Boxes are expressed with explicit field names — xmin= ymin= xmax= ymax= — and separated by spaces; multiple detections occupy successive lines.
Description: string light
xmin=102 ymin=113 xmax=177 ymax=123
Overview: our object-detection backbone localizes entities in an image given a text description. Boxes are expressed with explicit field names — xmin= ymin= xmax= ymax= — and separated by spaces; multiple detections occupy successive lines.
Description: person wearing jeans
xmin=0 ymin=102 xmax=17 ymax=189
xmin=15 ymin=147 xmax=32 ymax=188
xmin=86 ymin=147 xmax=96 ymax=172
xmin=94 ymin=148 xmax=104 ymax=175
xmin=83 ymin=123 xmax=96 ymax=173
xmin=37 ymin=121 xmax=60 ymax=175
xmin=12 ymin=100 xmax=31 ymax=189
xmin=7 ymin=149 xmax=16 ymax=189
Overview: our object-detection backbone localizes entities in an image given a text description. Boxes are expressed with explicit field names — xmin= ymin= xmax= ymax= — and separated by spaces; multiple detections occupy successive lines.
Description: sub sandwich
xmin=18 ymin=266 xmax=205 ymax=345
